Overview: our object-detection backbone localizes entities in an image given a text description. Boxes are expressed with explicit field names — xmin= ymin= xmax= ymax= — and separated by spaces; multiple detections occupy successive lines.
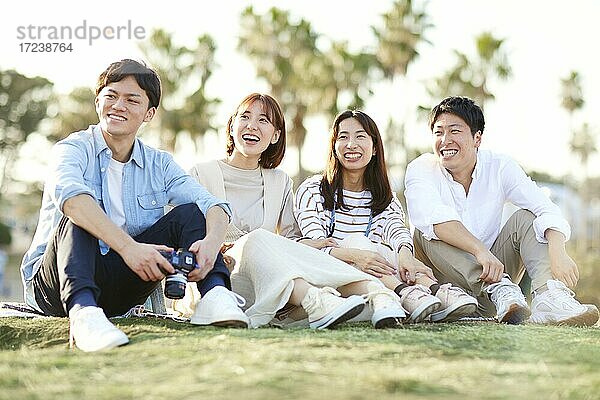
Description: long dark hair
xmin=320 ymin=110 xmax=392 ymax=216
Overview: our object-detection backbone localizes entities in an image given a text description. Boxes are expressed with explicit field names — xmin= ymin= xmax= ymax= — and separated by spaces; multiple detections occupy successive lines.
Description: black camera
xmin=159 ymin=249 xmax=198 ymax=300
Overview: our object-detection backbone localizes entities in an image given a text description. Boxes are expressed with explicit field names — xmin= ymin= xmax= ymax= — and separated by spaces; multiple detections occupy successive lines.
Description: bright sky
xmin=2 ymin=0 xmax=599 ymax=182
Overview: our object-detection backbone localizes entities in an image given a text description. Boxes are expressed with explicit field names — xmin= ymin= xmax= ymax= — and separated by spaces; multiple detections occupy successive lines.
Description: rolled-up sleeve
xmin=162 ymin=155 xmax=232 ymax=220
xmin=501 ymin=159 xmax=571 ymax=243
xmin=49 ymin=140 xmax=95 ymax=212
xmin=404 ymin=156 xmax=461 ymax=240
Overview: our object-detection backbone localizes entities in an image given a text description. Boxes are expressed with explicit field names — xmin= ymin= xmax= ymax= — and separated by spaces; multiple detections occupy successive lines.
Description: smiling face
xmin=432 ymin=112 xmax=481 ymax=177
xmin=228 ymin=100 xmax=280 ymax=169
xmin=95 ymin=75 xmax=155 ymax=142
xmin=334 ymin=117 xmax=375 ymax=176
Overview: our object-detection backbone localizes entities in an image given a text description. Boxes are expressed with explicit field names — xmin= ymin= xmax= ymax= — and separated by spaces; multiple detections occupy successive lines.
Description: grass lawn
xmin=1 ymin=318 xmax=599 ymax=400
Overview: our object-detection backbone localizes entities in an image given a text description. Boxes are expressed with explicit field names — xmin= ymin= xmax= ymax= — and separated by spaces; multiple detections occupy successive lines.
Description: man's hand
xmin=187 ymin=237 xmax=222 ymax=282
xmin=397 ymin=247 xmax=437 ymax=284
xmin=120 ymin=242 xmax=175 ymax=281
xmin=549 ymin=252 xmax=579 ymax=288
xmin=547 ymin=229 xmax=579 ymax=288
xmin=474 ymin=247 xmax=504 ymax=283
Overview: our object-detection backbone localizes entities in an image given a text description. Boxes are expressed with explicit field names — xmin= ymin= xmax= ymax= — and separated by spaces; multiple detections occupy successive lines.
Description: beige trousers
xmin=414 ymin=209 xmax=553 ymax=316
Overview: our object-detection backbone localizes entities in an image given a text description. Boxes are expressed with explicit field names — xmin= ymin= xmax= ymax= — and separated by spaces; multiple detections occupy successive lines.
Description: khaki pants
xmin=414 ymin=209 xmax=553 ymax=317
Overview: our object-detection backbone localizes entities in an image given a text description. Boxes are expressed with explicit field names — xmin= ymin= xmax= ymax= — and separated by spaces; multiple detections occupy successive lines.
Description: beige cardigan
xmin=188 ymin=160 xmax=301 ymax=241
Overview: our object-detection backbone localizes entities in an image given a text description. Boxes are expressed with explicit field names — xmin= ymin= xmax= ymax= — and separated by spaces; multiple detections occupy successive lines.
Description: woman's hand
xmin=397 ymin=246 xmax=436 ymax=284
xmin=299 ymin=237 xmax=340 ymax=250
xmin=347 ymin=248 xmax=397 ymax=278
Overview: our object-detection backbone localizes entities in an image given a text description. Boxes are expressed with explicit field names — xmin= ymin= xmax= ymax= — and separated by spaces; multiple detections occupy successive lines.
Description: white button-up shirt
xmin=404 ymin=149 xmax=570 ymax=249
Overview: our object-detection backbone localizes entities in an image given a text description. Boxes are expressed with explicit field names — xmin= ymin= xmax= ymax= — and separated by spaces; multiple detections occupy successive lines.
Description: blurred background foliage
xmin=0 ymin=0 xmax=598 ymax=303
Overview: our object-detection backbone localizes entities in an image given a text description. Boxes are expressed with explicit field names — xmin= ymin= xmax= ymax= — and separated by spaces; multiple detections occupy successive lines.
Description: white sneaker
xmin=190 ymin=286 xmax=249 ymax=328
xmin=364 ymin=287 xmax=407 ymax=328
xmin=529 ymin=280 xmax=600 ymax=326
xmin=430 ymin=284 xmax=478 ymax=322
xmin=486 ymin=276 xmax=531 ymax=324
xmin=398 ymin=285 xmax=442 ymax=323
xmin=69 ymin=306 xmax=129 ymax=352
xmin=301 ymin=287 xmax=365 ymax=330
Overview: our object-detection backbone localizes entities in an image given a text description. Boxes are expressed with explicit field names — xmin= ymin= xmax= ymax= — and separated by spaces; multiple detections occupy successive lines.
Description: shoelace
xmin=400 ymin=284 xmax=431 ymax=299
xmin=489 ymin=283 xmax=524 ymax=304
xmin=439 ymin=283 xmax=467 ymax=297
xmin=363 ymin=288 xmax=401 ymax=308
xmin=118 ymin=304 xmax=190 ymax=322
xmin=545 ymin=282 xmax=578 ymax=303
xmin=304 ymin=287 xmax=341 ymax=313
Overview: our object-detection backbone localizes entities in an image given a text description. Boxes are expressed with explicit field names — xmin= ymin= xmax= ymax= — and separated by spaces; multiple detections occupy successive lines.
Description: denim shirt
xmin=21 ymin=125 xmax=231 ymax=305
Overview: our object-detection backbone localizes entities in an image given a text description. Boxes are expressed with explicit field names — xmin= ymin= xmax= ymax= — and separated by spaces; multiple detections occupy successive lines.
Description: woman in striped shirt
xmin=177 ymin=94 xmax=408 ymax=329
xmin=295 ymin=110 xmax=477 ymax=323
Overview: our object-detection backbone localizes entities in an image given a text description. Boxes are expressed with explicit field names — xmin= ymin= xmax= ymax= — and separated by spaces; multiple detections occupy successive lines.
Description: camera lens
xmin=164 ymin=272 xmax=187 ymax=299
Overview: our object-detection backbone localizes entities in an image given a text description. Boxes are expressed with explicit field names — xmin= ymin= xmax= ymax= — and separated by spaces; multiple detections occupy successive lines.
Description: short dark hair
xmin=225 ymin=93 xmax=286 ymax=169
xmin=321 ymin=109 xmax=392 ymax=216
xmin=95 ymin=59 xmax=161 ymax=110
xmin=429 ymin=96 xmax=485 ymax=136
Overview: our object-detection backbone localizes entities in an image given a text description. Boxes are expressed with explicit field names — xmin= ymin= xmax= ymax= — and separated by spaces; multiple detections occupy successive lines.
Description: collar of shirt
xmin=439 ymin=150 xmax=483 ymax=183
xmin=92 ymin=125 xmax=145 ymax=168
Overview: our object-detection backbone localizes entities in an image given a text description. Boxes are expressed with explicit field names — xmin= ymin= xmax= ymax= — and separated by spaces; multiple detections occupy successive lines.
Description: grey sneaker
xmin=486 ymin=276 xmax=530 ymax=324
xmin=430 ymin=284 xmax=478 ymax=322
xmin=398 ymin=285 xmax=441 ymax=323
xmin=529 ymin=280 xmax=599 ymax=326
xmin=301 ymin=287 xmax=365 ymax=330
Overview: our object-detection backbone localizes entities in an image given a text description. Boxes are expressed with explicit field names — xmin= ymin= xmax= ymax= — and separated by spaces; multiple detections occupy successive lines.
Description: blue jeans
xmin=32 ymin=204 xmax=230 ymax=317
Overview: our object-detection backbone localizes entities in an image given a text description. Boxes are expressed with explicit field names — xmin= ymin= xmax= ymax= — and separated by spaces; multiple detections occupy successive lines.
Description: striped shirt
xmin=294 ymin=175 xmax=413 ymax=254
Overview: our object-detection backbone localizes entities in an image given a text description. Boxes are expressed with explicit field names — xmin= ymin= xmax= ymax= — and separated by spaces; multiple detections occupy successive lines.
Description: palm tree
xmin=560 ymin=71 xmax=596 ymax=251
xmin=425 ymin=32 xmax=511 ymax=111
xmin=371 ymin=0 xmax=432 ymax=172
xmin=139 ymin=30 xmax=220 ymax=153
xmin=239 ymin=7 xmax=334 ymax=179
xmin=0 ymin=69 xmax=53 ymax=194
xmin=372 ymin=0 xmax=432 ymax=81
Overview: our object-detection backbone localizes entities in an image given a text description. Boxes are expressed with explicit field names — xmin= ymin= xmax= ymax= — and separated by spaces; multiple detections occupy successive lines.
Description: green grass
xmin=1 ymin=318 xmax=599 ymax=400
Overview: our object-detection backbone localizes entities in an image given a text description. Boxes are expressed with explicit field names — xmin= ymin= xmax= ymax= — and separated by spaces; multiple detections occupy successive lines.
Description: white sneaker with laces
xmin=301 ymin=287 xmax=365 ymax=330
xmin=486 ymin=276 xmax=530 ymax=324
xmin=398 ymin=284 xmax=441 ymax=323
xmin=430 ymin=284 xmax=478 ymax=322
xmin=529 ymin=280 xmax=600 ymax=326
xmin=69 ymin=306 xmax=129 ymax=352
xmin=364 ymin=286 xmax=407 ymax=328
xmin=190 ymin=286 xmax=249 ymax=328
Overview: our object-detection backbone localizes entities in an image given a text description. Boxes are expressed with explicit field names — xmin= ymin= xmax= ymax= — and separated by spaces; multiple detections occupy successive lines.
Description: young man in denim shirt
xmin=21 ymin=59 xmax=249 ymax=352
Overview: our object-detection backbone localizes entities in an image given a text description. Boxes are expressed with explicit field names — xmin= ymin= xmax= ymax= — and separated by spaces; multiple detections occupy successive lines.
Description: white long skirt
xmin=174 ymin=229 xmax=377 ymax=328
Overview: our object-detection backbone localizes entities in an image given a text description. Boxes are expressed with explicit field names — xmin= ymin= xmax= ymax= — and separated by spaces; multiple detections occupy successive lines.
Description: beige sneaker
xmin=430 ymin=284 xmax=478 ymax=322
xmin=398 ymin=285 xmax=441 ymax=323
xmin=301 ymin=287 xmax=366 ymax=330
xmin=364 ymin=286 xmax=407 ymax=328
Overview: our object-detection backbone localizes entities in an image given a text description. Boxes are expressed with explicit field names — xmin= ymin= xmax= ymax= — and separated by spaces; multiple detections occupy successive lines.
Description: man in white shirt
xmin=405 ymin=96 xmax=598 ymax=326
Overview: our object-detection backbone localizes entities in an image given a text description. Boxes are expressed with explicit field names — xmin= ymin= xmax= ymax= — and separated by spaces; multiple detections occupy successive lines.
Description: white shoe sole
xmin=372 ymin=309 xmax=406 ymax=329
xmin=190 ymin=312 xmax=249 ymax=328
xmin=406 ymin=298 xmax=442 ymax=323
xmin=70 ymin=330 xmax=129 ymax=352
xmin=431 ymin=298 xmax=478 ymax=323
xmin=529 ymin=304 xmax=599 ymax=326
xmin=309 ymin=295 xmax=365 ymax=330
